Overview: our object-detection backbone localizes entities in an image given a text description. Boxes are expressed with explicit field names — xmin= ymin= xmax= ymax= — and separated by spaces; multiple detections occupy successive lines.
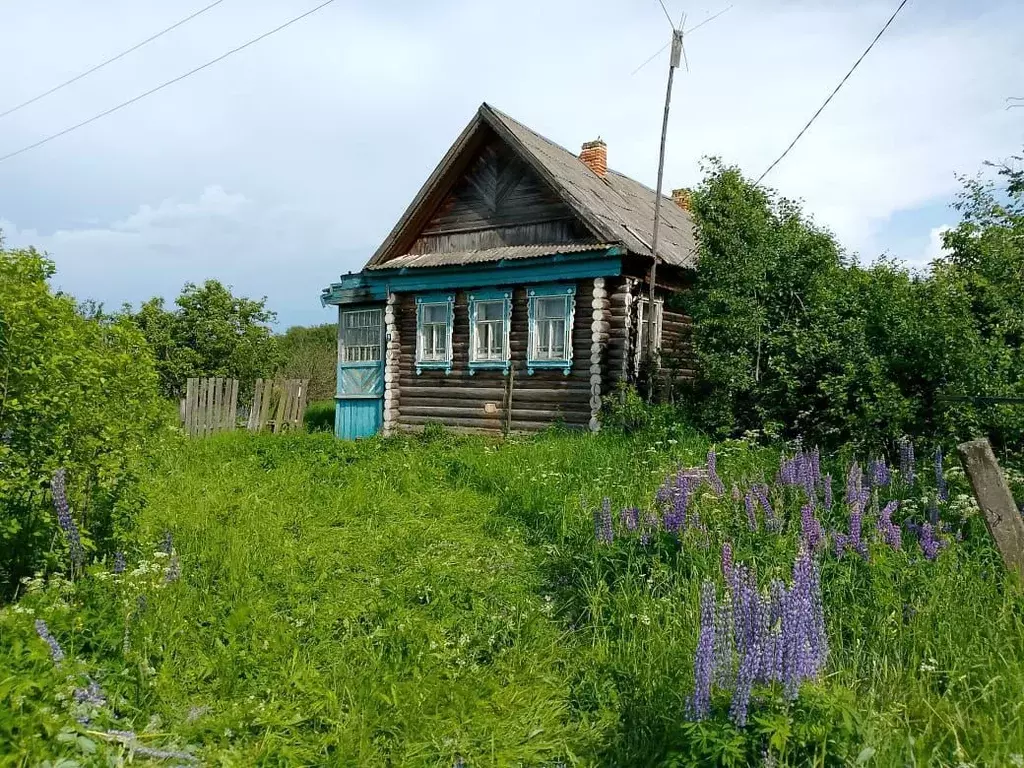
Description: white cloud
xmin=0 ymin=0 xmax=1021 ymax=323
xmin=923 ymin=225 xmax=953 ymax=265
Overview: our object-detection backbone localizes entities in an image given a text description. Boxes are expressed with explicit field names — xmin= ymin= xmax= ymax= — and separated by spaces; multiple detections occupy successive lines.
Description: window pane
xmin=477 ymin=300 xmax=504 ymax=321
xmin=342 ymin=308 xmax=381 ymax=362
xmin=536 ymin=296 xmax=565 ymax=320
xmin=422 ymin=303 xmax=447 ymax=324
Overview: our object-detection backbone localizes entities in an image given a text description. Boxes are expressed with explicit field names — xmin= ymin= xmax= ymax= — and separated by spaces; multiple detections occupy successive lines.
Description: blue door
xmin=336 ymin=306 xmax=384 ymax=439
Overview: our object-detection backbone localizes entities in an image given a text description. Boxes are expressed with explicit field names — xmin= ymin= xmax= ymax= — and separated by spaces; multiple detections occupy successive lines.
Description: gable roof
xmin=365 ymin=102 xmax=698 ymax=270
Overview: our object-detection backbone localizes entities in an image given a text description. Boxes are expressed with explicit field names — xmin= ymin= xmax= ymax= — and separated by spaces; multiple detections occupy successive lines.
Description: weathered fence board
xmin=181 ymin=377 xmax=239 ymax=437
xmin=957 ymin=438 xmax=1024 ymax=583
xmin=246 ymin=379 xmax=308 ymax=433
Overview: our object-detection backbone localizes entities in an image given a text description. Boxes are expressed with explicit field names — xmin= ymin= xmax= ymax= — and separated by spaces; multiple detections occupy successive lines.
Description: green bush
xmin=679 ymin=156 xmax=1024 ymax=451
xmin=303 ymin=400 xmax=335 ymax=432
xmin=0 ymin=242 xmax=166 ymax=595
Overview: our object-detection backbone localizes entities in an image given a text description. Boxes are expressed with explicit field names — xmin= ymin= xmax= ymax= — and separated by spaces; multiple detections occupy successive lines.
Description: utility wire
xmin=0 ymin=0 xmax=227 ymax=121
xmin=756 ymin=0 xmax=910 ymax=184
xmin=0 ymin=0 xmax=337 ymax=164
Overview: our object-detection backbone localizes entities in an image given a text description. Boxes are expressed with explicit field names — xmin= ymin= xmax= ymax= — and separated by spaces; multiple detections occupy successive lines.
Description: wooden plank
xmin=194 ymin=378 xmax=205 ymax=437
xmin=184 ymin=378 xmax=195 ymax=437
xmin=296 ymin=379 xmax=308 ymax=430
xmin=228 ymin=379 xmax=239 ymax=432
xmin=203 ymin=378 xmax=213 ymax=437
xmin=258 ymin=378 xmax=274 ymax=432
xmin=281 ymin=380 xmax=295 ymax=431
xmin=248 ymin=379 xmax=262 ymax=432
xmin=212 ymin=377 xmax=222 ymax=434
xmin=957 ymin=438 xmax=1024 ymax=583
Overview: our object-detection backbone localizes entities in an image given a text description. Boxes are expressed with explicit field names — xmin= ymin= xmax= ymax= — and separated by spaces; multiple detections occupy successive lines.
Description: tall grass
xmin=2 ymin=427 xmax=1023 ymax=766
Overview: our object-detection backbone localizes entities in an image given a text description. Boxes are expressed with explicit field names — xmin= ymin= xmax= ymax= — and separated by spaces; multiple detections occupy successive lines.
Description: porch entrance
xmin=336 ymin=306 xmax=384 ymax=439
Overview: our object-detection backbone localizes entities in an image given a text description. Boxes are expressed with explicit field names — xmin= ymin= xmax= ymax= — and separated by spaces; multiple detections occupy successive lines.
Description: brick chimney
xmin=579 ymin=139 xmax=607 ymax=178
xmin=671 ymin=187 xmax=692 ymax=211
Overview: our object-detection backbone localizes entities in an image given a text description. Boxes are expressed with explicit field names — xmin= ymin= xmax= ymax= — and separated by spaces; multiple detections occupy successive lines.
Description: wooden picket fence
xmin=247 ymin=378 xmax=309 ymax=434
xmin=182 ymin=377 xmax=239 ymax=437
xmin=180 ymin=377 xmax=309 ymax=437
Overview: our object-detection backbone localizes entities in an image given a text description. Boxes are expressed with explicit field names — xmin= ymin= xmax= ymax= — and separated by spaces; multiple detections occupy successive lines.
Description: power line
xmin=756 ymin=0 xmax=910 ymax=185
xmin=0 ymin=0 xmax=338 ymax=164
xmin=0 ymin=0 xmax=227 ymax=121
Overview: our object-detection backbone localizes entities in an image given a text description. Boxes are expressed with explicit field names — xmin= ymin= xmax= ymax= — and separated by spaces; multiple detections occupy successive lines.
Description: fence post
xmin=957 ymin=438 xmax=1024 ymax=583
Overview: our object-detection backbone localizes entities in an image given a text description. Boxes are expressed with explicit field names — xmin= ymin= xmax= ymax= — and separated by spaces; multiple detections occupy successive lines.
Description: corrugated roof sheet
xmin=484 ymin=105 xmax=698 ymax=269
xmin=368 ymin=243 xmax=615 ymax=270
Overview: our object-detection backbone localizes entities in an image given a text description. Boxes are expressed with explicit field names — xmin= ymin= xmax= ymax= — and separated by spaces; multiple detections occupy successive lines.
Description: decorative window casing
xmin=468 ymin=288 xmax=512 ymax=374
xmin=527 ymin=284 xmax=576 ymax=375
xmin=635 ymin=297 xmax=664 ymax=372
xmin=415 ymin=293 xmax=455 ymax=374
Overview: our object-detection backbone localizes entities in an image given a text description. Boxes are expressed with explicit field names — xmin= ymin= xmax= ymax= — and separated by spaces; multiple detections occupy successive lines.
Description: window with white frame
xmin=415 ymin=293 xmax=454 ymax=374
xmin=635 ymin=297 xmax=664 ymax=371
xmin=468 ymin=289 xmax=512 ymax=373
xmin=341 ymin=308 xmax=382 ymax=362
xmin=527 ymin=284 xmax=576 ymax=375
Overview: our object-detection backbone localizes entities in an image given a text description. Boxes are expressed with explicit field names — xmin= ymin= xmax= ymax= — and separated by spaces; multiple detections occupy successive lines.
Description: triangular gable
xmin=365 ymin=105 xmax=611 ymax=268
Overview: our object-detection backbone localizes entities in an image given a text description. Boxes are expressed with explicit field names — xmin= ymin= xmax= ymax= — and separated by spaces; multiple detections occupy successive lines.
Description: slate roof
xmin=365 ymin=103 xmax=698 ymax=270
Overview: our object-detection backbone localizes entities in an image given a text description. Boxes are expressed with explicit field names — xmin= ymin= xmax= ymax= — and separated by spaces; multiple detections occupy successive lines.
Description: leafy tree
xmin=127 ymin=280 xmax=281 ymax=399
xmin=276 ymin=323 xmax=337 ymax=403
xmin=0 ymin=238 xmax=166 ymax=593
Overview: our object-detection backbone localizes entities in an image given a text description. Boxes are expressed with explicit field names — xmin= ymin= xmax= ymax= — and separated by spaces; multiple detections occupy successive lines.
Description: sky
xmin=1 ymin=0 xmax=1021 ymax=329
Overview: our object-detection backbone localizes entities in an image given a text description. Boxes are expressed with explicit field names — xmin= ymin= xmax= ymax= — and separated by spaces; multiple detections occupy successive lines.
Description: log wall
xmin=394 ymin=281 xmax=597 ymax=433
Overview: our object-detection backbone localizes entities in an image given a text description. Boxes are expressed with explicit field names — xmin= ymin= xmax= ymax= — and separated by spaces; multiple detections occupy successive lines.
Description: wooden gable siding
xmin=394 ymin=283 xmax=596 ymax=433
xmin=409 ymin=138 xmax=591 ymax=256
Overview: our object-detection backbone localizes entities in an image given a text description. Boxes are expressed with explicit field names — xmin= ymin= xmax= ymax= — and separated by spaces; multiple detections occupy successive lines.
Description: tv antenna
xmin=640 ymin=3 xmax=731 ymax=394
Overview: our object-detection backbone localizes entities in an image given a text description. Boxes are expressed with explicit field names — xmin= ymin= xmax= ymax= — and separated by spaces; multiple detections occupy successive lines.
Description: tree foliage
xmin=127 ymin=280 xmax=280 ymax=399
xmin=679 ymin=156 xmax=1023 ymax=450
xmin=0 ymin=240 xmax=166 ymax=594
xmin=276 ymin=323 xmax=336 ymax=402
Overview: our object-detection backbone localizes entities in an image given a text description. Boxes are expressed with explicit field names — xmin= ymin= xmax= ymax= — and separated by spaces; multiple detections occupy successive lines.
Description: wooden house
xmin=321 ymin=103 xmax=697 ymax=439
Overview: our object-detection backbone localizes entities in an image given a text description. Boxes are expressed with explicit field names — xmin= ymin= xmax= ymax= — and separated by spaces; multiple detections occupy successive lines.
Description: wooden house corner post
xmin=382 ymin=292 xmax=400 ymax=436
xmin=590 ymin=277 xmax=609 ymax=432
xmin=957 ymin=438 xmax=1024 ymax=583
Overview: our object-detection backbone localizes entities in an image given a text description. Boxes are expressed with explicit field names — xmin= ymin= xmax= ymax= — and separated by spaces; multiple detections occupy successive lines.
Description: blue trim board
xmin=321 ymin=248 xmax=623 ymax=306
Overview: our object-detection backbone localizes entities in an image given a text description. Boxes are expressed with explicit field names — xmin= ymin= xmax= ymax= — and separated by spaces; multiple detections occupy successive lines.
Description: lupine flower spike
xmin=51 ymin=469 xmax=84 ymax=569
xmin=707 ymin=448 xmax=726 ymax=496
xmin=935 ymin=448 xmax=948 ymax=502
xmin=900 ymin=439 xmax=916 ymax=485
xmin=594 ymin=498 xmax=614 ymax=545
xmin=35 ymin=619 xmax=65 ymax=663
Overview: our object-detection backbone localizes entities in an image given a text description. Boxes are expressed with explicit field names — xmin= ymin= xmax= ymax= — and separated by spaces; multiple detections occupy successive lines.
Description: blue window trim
xmin=527 ymin=283 xmax=576 ymax=376
xmin=467 ymin=288 xmax=512 ymax=375
xmin=415 ymin=292 xmax=455 ymax=374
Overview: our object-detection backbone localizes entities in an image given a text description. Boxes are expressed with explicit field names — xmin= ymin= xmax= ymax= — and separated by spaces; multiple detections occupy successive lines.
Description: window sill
xmin=468 ymin=360 xmax=510 ymax=375
xmin=527 ymin=359 xmax=572 ymax=376
xmin=415 ymin=360 xmax=452 ymax=375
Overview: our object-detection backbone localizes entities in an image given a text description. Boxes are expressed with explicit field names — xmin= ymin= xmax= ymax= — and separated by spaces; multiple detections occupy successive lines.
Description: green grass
xmin=3 ymin=427 xmax=1024 ymax=766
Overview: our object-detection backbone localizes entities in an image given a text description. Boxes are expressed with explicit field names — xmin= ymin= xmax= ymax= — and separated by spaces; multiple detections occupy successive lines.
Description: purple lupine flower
xmin=823 ymin=474 xmax=833 ymax=512
xmin=877 ymin=501 xmax=902 ymax=550
xmin=871 ymin=459 xmax=891 ymax=487
xmin=800 ymin=503 xmax=825 ymax=551
xmin=729 ymin=636 xmax=757 ymax=728
xmin=744 ymin=492 xmax=758 ymax=531
xmin=779 ymin=454 xmax=799 ymax=486
xmin=113 ymin=551 xmax=126 ymax=575
xmin=620 ymin=507 xmax=639 ymax=533
xmin=900 ymin=439 xmax=916 ymax=485
xmin=686 ymin=581 xmax=717 ymax=721
xmin=640 ymin=511 xmax=659 ymax=546
xmin=160 ymin=530 xmax=174 ymax=555
xmin=935 ymin=448 xmax=948 ymax=502
xmin=753 ymin=484 xmax=777 ymax=531
xmin=594 ymin=499 xmax=614 ymax=545
xmin=73 ymin=677 xmax=106 ymax=708
xmin=844 ymin=463 xmax=862 ymax=506
xmin=918 ymin=522 xmax=947 ymax=560
xmin=51 ymin=469 xmax=84 ymax=568
xmin=712 ymin=596 xmax=736 ymax=690
xmin=165 ymin=553 xmax=181 ymax=583
xmin=721 ymin=541 xmax=734 ymax=582
xmin=707 ymin=448 xmax=726 ymax=496
xmin=34 ymin=619 xmax=65 ymax=663
xmin=663 ymin=475 xmax=693 ymax=534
